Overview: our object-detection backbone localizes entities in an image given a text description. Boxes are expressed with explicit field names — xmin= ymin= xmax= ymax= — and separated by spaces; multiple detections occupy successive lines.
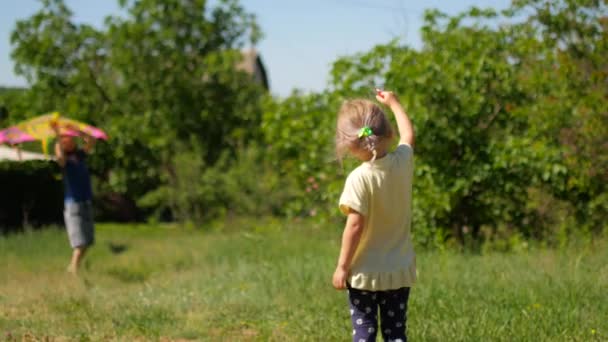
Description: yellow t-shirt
xmin=339 ymin=143 xmax=416 ymax=291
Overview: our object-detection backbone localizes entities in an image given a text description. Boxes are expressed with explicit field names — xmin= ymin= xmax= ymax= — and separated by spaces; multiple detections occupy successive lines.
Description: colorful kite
xmin=0 ymin=112 xmax=108 ymax=154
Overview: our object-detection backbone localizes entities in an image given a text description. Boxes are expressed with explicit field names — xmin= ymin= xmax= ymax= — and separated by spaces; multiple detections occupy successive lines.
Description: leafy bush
xmin=138 ymin=145 xmax=298 ymax=224
xmin=259 ymin=1 xmax=608 ymax=245
xmin=261 ymin=92 xmax=347 ymax=220
xmin=4 ymin=0 xmax=606 ymax=246
xmin=8 ymin=0 xmax=266 ymax=219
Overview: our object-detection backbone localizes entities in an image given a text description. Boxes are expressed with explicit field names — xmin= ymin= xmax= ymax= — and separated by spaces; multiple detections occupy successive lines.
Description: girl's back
xmin=339 ymin=143 xmax=416 ymax=291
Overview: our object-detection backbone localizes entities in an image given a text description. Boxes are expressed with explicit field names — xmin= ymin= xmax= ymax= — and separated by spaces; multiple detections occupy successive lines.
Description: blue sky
xmin=0 ymin=0 xmax=511 ymax=96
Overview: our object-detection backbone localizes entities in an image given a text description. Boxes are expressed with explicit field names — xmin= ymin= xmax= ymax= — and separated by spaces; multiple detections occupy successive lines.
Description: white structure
xmin=0 ymin=146 xmax=53 ymax=161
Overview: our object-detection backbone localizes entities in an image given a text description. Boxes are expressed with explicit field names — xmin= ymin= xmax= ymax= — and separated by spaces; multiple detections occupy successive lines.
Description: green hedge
xmin=0 ymin=160 xmax=63 ymax=233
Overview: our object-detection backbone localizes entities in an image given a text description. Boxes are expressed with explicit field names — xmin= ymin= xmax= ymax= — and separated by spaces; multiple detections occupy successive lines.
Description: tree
xmin=261 ymin=0 xmax=607 ymax=245
xmin=329 ymin=9 xmax=545 ymax=244
xmin=10 ymin=0 xmax=266 ymax=221
xmin=509 ymin=0 xmax=608 ymax=233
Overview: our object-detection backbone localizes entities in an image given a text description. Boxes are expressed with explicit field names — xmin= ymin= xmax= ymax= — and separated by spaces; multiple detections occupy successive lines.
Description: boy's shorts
xmin=64 ymin=201 xmax=95 ymax=248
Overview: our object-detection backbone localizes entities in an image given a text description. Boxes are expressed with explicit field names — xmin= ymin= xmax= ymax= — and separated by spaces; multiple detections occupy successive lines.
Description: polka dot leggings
xmin=347 ymin=285 xmax=410 ymax=342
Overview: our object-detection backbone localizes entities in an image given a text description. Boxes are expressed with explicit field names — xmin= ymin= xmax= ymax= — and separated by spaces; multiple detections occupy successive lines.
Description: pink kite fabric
xmin=69 ymin=124 xmax=108 ymax=140
xmin=0 ymin=127 xmax=37 ymax=144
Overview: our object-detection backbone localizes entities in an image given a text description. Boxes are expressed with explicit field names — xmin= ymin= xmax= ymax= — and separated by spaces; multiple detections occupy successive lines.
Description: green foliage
xmin=0 ymin=87 xmax=26 ymax=124
xmin=139 ymin=145 xmax=297 ymax=223
xmin=9 ymin=0 xmax=266 ymax=222
xmin=261 ymin=91 xmax=348 ymax=219
xmin=508 ymin=0 xmax=608 ymax=233
xmin=261 ymin=0 xmax=607 ymax=245
xmin=327 ymin=8 xmax=566 ymax=244
xmin=5 ymin=0 xmax=606 ymax=241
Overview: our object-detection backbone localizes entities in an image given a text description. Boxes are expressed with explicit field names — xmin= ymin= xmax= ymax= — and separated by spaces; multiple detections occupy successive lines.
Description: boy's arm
xmin=51 ymin=123 xmax=66 ymax=167
xmin=82 ymin=134 xmax=95 ymax=154
xmin=54 ymin=142 xmax=66 ymax=167
xmin=376 ymin=90 xmax=415 ymax=147
xmin=332 ymin=209 xmax=365 ymax=290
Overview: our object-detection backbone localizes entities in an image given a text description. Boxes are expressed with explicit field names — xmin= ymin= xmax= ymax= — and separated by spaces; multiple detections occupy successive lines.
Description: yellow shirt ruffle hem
xmin=349 ymin=266 xmax=416 ymax=292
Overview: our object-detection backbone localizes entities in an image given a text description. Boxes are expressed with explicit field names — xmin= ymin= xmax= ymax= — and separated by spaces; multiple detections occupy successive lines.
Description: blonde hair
xmin=336 ymin=99 xmax=394 ymax=161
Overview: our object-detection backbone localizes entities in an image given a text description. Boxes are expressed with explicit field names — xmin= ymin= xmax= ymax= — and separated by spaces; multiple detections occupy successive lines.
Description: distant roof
xmin=0 ymin=146 xmax=53 ymax=161
xmin=237 ymin=49 xmax=270 ymax=90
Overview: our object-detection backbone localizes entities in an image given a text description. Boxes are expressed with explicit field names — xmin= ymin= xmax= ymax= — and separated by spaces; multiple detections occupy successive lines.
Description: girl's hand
xmin=332 ymin=266 xmax=348 ymax=290
xmin=375 ymin=89 xmax=400 ymax=107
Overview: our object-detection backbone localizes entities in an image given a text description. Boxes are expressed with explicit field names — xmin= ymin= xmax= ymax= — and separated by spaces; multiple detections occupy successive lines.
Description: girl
xmin=332 ymin=90 xmax=416 ymax=342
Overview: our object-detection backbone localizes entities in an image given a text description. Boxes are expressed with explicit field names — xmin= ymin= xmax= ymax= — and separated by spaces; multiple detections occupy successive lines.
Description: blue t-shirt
xmin=63 ymin=149 xmax=93 ymax=203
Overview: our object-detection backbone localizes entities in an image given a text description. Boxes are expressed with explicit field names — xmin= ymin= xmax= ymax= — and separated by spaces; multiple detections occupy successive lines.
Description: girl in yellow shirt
xmin=333 ymin=90 xmax=416 ymax=342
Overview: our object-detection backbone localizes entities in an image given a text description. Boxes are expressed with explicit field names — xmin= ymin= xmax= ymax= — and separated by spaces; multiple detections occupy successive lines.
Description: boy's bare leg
xmin=67 ymin=247 xmax=87 ymax=274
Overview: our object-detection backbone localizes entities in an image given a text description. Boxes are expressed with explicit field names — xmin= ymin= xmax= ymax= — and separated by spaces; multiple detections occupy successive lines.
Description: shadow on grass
xmin=107 ymin=242 xmax=129 ymax=255
xmin=105 ymin=266 xmax=151 ymax=283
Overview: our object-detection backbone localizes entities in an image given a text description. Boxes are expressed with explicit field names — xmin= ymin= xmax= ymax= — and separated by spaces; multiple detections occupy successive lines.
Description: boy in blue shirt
xmin=53 ymin=124 xmax=95 ymax=274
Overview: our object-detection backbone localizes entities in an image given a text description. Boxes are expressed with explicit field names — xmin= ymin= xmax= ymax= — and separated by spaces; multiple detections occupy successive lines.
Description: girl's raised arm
xmin=376 ymin=90 xmax=415 ymax=147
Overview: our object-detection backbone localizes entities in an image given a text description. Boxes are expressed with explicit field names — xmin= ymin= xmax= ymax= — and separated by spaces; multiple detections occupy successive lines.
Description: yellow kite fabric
xmin=14 ymin=112 xmax=108 ymax=154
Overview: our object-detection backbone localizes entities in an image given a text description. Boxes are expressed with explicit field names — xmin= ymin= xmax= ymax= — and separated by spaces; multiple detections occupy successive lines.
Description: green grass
xmin=0 ymin=221 xmax=606 ymax=341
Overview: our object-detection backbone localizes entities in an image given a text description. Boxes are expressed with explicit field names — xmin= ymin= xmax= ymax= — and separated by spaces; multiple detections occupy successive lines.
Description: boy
xmin=52 ymin=123 xmax=95 ymax=274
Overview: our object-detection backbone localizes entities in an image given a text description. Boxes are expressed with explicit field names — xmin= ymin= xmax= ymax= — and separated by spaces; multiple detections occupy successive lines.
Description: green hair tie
xmin=358 ymin=126 xmax=373 ymax=138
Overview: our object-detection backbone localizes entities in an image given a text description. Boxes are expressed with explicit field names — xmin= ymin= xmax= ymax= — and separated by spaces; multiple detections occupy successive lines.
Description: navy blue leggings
xmin=347 ymin=285 xmax=410 ymax=342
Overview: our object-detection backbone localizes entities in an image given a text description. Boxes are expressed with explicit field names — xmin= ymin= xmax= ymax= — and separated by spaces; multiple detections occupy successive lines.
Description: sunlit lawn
xmin=1 ymin=220 xmax=606 ymax=341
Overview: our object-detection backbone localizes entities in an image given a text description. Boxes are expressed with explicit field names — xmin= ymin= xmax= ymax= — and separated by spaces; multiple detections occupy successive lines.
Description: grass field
xmin=1 ymin=220 xmax=606 ymax=341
